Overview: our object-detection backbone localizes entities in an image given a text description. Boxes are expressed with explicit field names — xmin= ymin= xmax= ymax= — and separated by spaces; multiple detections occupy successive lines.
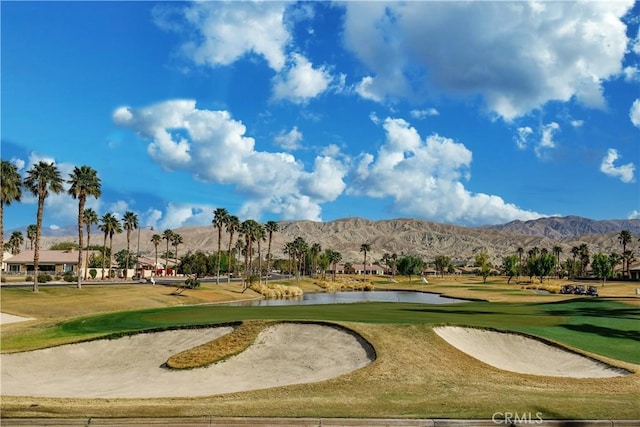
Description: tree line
xmin=2 ymin=159 xmax=638 ymax=292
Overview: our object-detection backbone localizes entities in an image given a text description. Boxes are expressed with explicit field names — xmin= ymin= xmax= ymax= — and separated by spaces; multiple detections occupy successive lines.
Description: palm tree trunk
xmin=101 ymin=234 xmax=107 ymax=280
xmin=109 ymin=235 xmax=114 ymax=279
xmin=227 ymin=231 xmax=235 ymax=283
xmin=125 ymin=230 xmax=131 ymax=279
xmin=33 ymin=199 xmax=45 ymax=292
xmin=76 ymin=198 xmax=85 ymax=289
xmin=84 ymin=227 xmax=91 ymax=281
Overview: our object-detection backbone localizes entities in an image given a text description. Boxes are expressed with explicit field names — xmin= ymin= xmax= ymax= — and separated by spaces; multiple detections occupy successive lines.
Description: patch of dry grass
xmin=165 ymin=321 xmax=272 ymax=369
xmin=249 ymin=283 xmax=303 ymax=298
xmin=314 ymin=278 xmax=375 ymax=292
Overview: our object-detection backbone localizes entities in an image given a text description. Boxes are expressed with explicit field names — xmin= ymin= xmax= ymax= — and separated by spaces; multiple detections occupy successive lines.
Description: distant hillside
xmin=484 ymin=216 xmax=640 ymax=239
xmin=28 ymin=216 xmax=639 ymax=266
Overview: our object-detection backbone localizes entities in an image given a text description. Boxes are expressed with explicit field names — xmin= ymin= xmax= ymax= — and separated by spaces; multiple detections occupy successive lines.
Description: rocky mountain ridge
xmin=30 ymin=216 xmax=639 ymax=265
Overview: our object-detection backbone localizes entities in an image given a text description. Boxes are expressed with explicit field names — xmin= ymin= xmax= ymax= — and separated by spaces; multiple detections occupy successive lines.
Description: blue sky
xmin=2 ymin=1 xmax=639 ymax=232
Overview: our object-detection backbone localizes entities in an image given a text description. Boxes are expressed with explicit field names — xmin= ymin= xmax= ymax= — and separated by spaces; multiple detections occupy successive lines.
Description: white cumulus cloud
xmin=536 ymin=122 xmax=560 ymax=159
xmin=274 ymin=126 xmax=303 ymax=150
xmin=113 ymin=100 xmax=347 ymax=221
xmin=347 ymin=117 xmax=543 ymax=225
xmin=272 ymin=53 xmax=332 ymax=103
xmin=630 ymin=99 xmax=640 ymax=128
xmin=160 ymin=1 xmax=290 ymax=71
xmin=600 ymin=148 xmax=635 ymax=183
xmin=342 ymin=1 xmax=633 ymax=119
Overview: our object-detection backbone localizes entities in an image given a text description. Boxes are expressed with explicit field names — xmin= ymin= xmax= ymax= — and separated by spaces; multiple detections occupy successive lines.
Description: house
xmin=629 ymin=262 xmax=640 ymax=281
xmin=351 ymin=263 xmax=387 ymax=276
xmin=3 ymin=250 xmax=88 ymax=276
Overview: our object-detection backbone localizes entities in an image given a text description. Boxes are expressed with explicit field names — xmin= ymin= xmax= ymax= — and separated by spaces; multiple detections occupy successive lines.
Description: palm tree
xmin=99 ymin=213 xmax=121 ymax=279
xmin=552 ymin=245 xmax=563 ymax=278
xmin=82 ymin=208 xmax=98 ymax=280
xmin=1 ymin=160 xmax=22 ymax=266
xmin=329 ymin=250 xmax=342 ymax=282
xmin=310 ymin=243 xmax=322 ymax=278
xmin=7 ymin=230 xmax=24 ymax=254
xmin=212 ymin=208 xmax=229 ymax=284
xmin=578 ymin=243 xmax=590 ymax=277
xmin=240 ymin=220 xmax=259 ymax=279
xmin=67 ymin=165 xmax=102 ymax=288
xmin=122 ymin=211 xmax=138 ymax=280
xmin=162 ymin=229 xmax=174 ymax=276
xmin=623 ymin=249 xmax=635 ymax=280
xmin=360 ymin=242 xmax=371 ymax=281
xmin=225 ymin=215 xmax=240 ymax=282
xmin=171 ymin=233 xmax=183 ymax=276
xmin=26 ymin=224 xmax=37 ymax=249
xmin=265 ymin=220 xmax=279 ymax=282
xmin=254 ymin=222 xmax=266 ymax=282
xmin=24 ymin=161 xmax=64 ymax=292
xmin=618 ymin=230 xmax=632 ymax=278
xmin=151 ymin=234 xmax=162 ymax=276
xmin=570 ymin=245 xmax=580 ymax=278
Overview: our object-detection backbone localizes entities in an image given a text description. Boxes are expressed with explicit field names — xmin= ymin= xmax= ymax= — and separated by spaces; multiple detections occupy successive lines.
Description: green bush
xmin=37 ymin=274 xmax=52 ymax=283
xmin=89 ymin=269 xmax=97 ymax=279
xmin=63 ymin=274 xmax=77 ymax=282
xmin=26 ymin=276 xmax=33 ymax=282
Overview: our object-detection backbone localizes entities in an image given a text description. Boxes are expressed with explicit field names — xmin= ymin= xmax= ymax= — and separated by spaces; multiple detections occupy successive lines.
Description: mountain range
xmin=27 ymin=216 xmax=639 ymax=266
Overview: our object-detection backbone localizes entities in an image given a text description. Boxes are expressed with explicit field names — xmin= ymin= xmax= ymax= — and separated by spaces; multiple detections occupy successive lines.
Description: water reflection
xmin=226 ymin=290 xmax=464 ymax=307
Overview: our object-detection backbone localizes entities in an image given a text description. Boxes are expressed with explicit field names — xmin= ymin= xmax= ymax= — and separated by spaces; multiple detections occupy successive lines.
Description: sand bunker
xmin=433 ymin=326 xmax=629 ymax=378
xmin=0 ymin=323 xmax=373 ymax=398
xmin=0 ymin=313 xmax=35 ymax=324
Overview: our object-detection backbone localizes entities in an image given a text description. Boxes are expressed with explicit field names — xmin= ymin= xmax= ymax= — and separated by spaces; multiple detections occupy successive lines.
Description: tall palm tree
xmin=24 ymin=161 xmax=64 ymax=292
xmin=310 ymin=243 xmax=322 ymax=278
xmin=570 ymin=245 xmax=580 ymax=279
xmin=67 ymin=165 xmax=102 ymax=288
xmin=122 ymin=211 xmax=139 ymax=280
xmin=212 ymin=208 xmax=229 ymax=284
xmin=99 ymin=213 xmax=121 ymax=279
xmin=151 ymin=234 xmax=162 ymax=276
xmin=26 ymin=224 xmax=37 ymax=250
xmin=1 ymin=160 xmax=23 ymax=266
xmin=82 ymin=208 xmax=98 ymax=280
xmin=171 ymin=233 xmax=183 ymax=276
xmin=162 ymin=229 xmax=174 ymax=276
xmin=329 ymin=250 xmax=342 ymax=282
xmin=578 ymin=243 xmax=590 ymax=277
xmin=360 ymin=242 xmax=371 ymax=281
xmin=618 ymin=230 xmax=632 ymax=278
xmin=225 ymin=215 xmax=240 ymax=282
xmin=240 ymin=219 xmax=260 ymax=287
xmin=552 ymin=245 xmax=563 ymax=278
xmin=254 ymin=222 xmax=266 ymax=282
xmin=265 ymin=220 xmax=279 ymax=282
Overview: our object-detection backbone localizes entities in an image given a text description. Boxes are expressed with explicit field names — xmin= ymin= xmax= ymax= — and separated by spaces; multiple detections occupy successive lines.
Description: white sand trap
xmin=433 ymin=326 xmax=630 ymax=378
xmin=0 ymin=313 xmax=35 ymax=324
xmin=0 ymin=323 xmax=373 ymax=398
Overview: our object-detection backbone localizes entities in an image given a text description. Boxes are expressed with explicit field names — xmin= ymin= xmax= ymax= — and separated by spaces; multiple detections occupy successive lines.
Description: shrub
xmin=63 ymin=274 xmax=77 ymax=282
xmin=89 ymin=269 xmax=97 ymax=279
xmin=37 ymin=274 xmax=52 ymax=283
xmin=26 ymin=276 xmax=33 ymax=282
xmin=249 ymin=283 xmax=303 ymax=299
xmin=184 ymin=277 xmax=201 ymax=289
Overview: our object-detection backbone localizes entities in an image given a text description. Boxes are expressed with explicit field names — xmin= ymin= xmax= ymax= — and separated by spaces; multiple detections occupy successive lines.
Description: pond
xmin=226 ymin=290 xmax=466 ymax=307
